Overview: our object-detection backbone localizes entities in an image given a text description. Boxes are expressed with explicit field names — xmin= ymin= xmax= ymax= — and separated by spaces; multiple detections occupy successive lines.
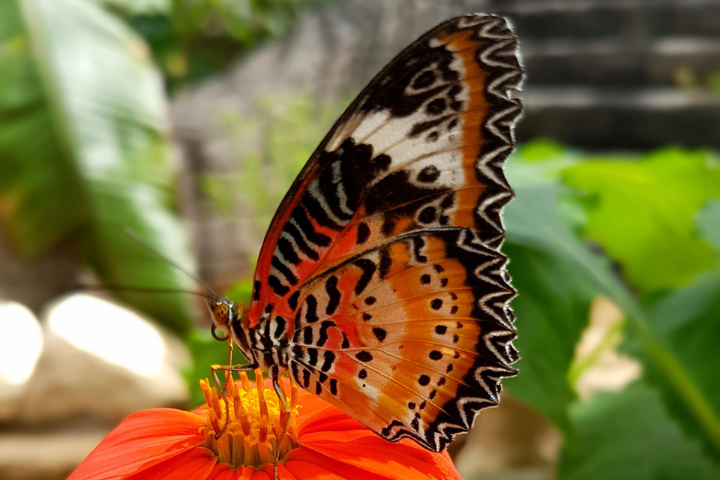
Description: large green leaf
xmin=503 ymin=186 xmax=608 ymax=432
xmin=697 ymin=200 xmax=720 ymax=256
xmin=503 ymin=183 xmax=720 ymax=456
xmin=563 ymin=148 xmax=720 ymax=293
xmin=558 ymin=149 xmax=720 ymax=455
xmin=634 ymin=271 xmax=720 ymax=458
xmin=558 ymin=382 xmax=720 ymax=480
xmin=505 ymin=139 xmax=580 ymax=187
xmin=0 ymin=0 xmax=194 ymax=333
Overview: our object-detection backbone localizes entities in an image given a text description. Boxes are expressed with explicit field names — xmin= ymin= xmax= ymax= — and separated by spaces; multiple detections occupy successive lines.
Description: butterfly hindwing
xmin=247 ymin=14 xmax=523 ymax=451
xmin=288 ymin=228 xmax=517 ymax=451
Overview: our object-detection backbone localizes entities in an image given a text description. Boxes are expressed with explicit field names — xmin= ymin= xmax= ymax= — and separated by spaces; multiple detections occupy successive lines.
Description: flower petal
xmin=127 ymin=447 xmax=216 ymax=480
xmin=68 ymin=409 xmax=205 ymax=480
xmin=206 ymin=463 xmax=263 ymax=480
xmin=284 ymin=447 xmax=388 ymax=480
xmin=256 ymin=463 xmax=300 ymax=480
xmin=297 ymin=404 xmax=362 ymax=436
xmin=301 ymin=437 xmax=460 ymax=480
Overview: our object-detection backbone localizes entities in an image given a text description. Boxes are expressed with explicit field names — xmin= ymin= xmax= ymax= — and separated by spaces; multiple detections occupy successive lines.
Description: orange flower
xmin=69 ymin=373 xmax=461 ymax=480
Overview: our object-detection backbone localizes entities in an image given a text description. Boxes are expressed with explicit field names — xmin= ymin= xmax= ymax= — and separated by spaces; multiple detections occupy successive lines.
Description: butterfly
xmin=207 ymin=13 xmax=523 ymax=453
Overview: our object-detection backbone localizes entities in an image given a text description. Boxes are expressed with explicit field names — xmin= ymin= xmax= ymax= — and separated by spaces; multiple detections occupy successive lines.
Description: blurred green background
xmin=0 ymin=0 xmax=719 ymax=479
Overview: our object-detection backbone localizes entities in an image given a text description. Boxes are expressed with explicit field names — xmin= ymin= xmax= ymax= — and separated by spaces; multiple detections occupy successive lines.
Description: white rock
xmin=0 ymin=302 xmax=43 ymax=421
xmin=16 ymin=294 xmax=190 ymax=424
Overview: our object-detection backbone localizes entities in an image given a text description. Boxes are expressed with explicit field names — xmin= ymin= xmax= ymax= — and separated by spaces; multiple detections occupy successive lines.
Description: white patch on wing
xmin=351 ymin=110 xmax=392 ymax=145
xmin=405 ymin=150 xmax=464 ymax=188
xmin=355 ymin=372 xmax=382 ymax=401
xmin=383 ymin=130 xmax=462 ymax=173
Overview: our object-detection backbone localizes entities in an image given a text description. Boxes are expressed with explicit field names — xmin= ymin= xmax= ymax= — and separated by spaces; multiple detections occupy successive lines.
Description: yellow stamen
xmin=199 ymin=373 xmax=300 ymax=469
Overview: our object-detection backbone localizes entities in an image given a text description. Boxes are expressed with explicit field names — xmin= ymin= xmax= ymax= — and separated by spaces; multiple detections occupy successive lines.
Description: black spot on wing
xmin=272 ymin=257 xmax=298 ymax=286
xmin=379 ymin=248 xmax=392 ymax=279
xmin=291 ymin=361 xmax=300 ymax=384
xmin=268 ymin=276 xmax=289 ymax=296
xmin=325 ymin=276 xmax=341 ymax=315
xmin=302 ymin=327 xmax=313 ymax=345
xmin=357 ymin=223 xmax=370 ymax=245
xmin=321 ymin=351 xmax=335 ymax=372
xmin=277 ymin=237 xmax=301 ymax=265
xmin=356 ymin=351 xmax=373 ymax=362
xmin=305 ymin=295 xmax=319 ymax=324
xmin=372 ymin=327 xmax=387 ymax=342
xmin=354 ymin=259 xmax=376 ymax=295
xmin=307 ymin=348 xmax=318 ymax=366
xmin=273 ymin=316 xmax=286 ymax=339
xmin=316 ymin=320 xmax=335 ymax=348
xmin=288 ymin=291 xmax=300 ymax=311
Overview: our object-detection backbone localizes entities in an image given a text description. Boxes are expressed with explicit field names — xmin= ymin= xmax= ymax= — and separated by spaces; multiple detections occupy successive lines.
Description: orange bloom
xmin=69 ymin=373 xmax=460 ymax=480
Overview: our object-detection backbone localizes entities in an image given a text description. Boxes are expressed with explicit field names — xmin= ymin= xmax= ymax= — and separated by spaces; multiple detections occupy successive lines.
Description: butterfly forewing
xmin=247 ymin=14 xmax=523 ymax=452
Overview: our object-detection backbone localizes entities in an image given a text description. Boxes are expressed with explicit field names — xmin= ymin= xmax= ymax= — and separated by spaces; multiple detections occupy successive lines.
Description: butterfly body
xmin=213 ymin=14 xmax=523 ymax=453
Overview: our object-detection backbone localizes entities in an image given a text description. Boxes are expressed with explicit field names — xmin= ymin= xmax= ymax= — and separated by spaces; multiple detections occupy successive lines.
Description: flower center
xmin=199 ymin=370 xmax=300 ymax=468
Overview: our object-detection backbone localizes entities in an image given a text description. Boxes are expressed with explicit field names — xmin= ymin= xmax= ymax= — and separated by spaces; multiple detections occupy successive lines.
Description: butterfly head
xmin=207 ymin=297 xmax=237 ymax=341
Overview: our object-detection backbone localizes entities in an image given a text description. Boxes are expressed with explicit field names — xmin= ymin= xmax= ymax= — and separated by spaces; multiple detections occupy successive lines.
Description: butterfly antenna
xmin=125 ymin=228 xmax=220 ymax=298
xmin=81 ymin=284 xmax=216 ymax=300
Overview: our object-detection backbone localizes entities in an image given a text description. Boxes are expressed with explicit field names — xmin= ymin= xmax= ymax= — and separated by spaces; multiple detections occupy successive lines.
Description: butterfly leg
xmin=220 ymin=340 xmax=233 ymax=395
xmin=210 ymin=362 xmax=258 ymax=393
xmin=210 ymin=361 xmax=258 ymax=440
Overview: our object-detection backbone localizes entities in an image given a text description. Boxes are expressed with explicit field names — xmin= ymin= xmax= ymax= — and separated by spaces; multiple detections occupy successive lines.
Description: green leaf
xmin=503 ymin=186 xmax=611 ymax=432
xmin=88 ymin=0 xmax=170 ymax=15
xmin=635 ymin=272 xmax=720 ymax=458
xmin=697 ymin=200 xmax=720 ymax=256
xmin=226 ymin=280 xmax=254 ymax=306
xmin=563 ymin=148 xmax=720 ymax=293
xmin=503 ymin=185 xmax=720 ymax=457
xmin=0 ymin=0 xmax=193 ymax=333
xmin=557 ymin=151 xmax=720 ymax=455
xmin=506 ymin=140 xmax=579 ymax=187
xmin=559 ymin=382 xmax=720 ymax=480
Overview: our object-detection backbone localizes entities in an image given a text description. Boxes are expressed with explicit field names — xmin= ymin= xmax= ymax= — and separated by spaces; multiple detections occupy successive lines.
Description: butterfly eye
xmin=212 ymin=304 xmax=230 ymax=326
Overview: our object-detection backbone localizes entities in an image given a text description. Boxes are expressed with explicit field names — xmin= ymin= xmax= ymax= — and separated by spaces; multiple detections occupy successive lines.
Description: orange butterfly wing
xmin=246 ymin=14 xmax=523 ymax=451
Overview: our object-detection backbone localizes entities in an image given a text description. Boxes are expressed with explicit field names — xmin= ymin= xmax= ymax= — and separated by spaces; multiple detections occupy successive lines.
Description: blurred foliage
xmin=633 ymin=272 xmax=720 ymax=458
xmin=101 ymin=0 xmax=335 ymax=91
xmin=202 ymin=94 xmax=345 ymax=232
xmin=674 ymin=67 xmax=720 ymax=97
xmin=0 ymin=0 xmax=194 ymax=333
xmin=502 ymin=187 xmax=605 ymax=433
xmin=0 ymin=0 xmax=325 ymax=334
xmin=697 ymin=200 xmax=720 ymax=257
xmin=559 ymin=382 xmax=720 ymax=480
xmin=505 ymin=143 xmax=720 ymax=474
xmin=563 ymin=149 xmax=720 ymax=293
